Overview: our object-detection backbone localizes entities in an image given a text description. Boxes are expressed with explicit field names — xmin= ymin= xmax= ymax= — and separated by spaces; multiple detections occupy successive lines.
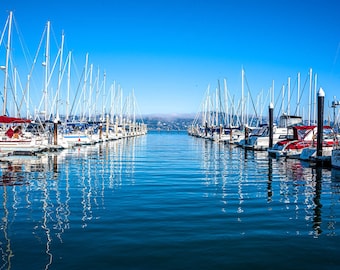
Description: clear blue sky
xmin=1 ymin=0 xmax=340 ymax=120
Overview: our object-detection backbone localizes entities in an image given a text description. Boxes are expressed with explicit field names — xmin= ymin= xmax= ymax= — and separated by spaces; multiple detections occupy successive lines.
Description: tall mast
xmin=88 ymin=64 xmax=93 ymax=121
xmin=66 ymin=51 xmax=72 ymax=121
xmin=27 ymin=74 xmax=30 ymax=119
xmin=82 ymin=53 xmax=88 ymax=121
xmin=14 ymin=67 xmax=17 ymax=116
xmin=297 ymin=72 xmax=300 ymax=116
xmin=287 ymin=77 xmax=290 ymax=115
xmin=43 ymin=21 xmax=50 ymax=120
xmin=241 ymin=68 xmax=245 ymax=126
xmin=119 ymin=85 xmax=123 ymax=124
xmin=308 ymin=68 xmax=312 ymax=125
xmin=224 ymin=78 xmax=229 ymax=127
xmin=215 ymin=86 xmax=218 ymax=126
xmin=94 ymin=66 xmax=100 ymax=121
xmin=313 ymin=73 xmax=318 ymax=124
xmin=102 ymin=71 xmax=106 ymax=120
xmin=281 ymin=84 xmax=285 ymax=115
xmin=55 ymin=31 xmax=64 ymax=121
xmin=132 ymin=88 xmax=136 ymax=125
xmin=110 ymin=81 xmax=116 ymax=122
xmin=2 ymin=11 xmax=12 ymax=116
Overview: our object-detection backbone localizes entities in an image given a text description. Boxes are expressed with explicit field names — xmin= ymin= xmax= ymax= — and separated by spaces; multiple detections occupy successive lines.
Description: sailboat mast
xmin=287 ymin=77 xmax=290 ymax=115
xmin=56 ymin=31 xmax=64 ymax=120
xmin=43 ymin=21 xmax=50 ymax=120
xmin=215 ymin=86 xmax=218 ymax=126
xmin=224 ymin=78 xmax=229 ymax=127
xmin=88 ymin=64 xmax=93 ymax=121
xmin=241 ymin=68 xmax=244 ymax=126
xmin=66 ymin=51 xmax=72 ymax=121
xmin=102 ymin=71 xmax=106 ymax=120
xmin=132 ymin=88 xmax=136 ymax=125
xmin=82 ymin=53 xmax=88 ymax=121
xmin=27 ymin=74 xmax=30 ymax=119
xmin=281 ymin=84 xmax=285 ymax=115
xmin=14 ymin=68 xmax=17 ymax=117
xmin=2 ymin=11 xmax=12 ymax=116
xmin=313 ymin=73 xmax=317 ymax=124
xmin=95 ymin=66 xmax=100 ymax=121
xmin=110 ymin=81 xmax=116 ymax=122
xmin=308 ymin=68 xmax=312 ymax=125
xmin=297 ymin=72 xmax=300 ymax=116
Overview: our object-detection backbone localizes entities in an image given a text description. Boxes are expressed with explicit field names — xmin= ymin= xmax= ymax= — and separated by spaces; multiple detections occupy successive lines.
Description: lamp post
xmin=331 ymin=96 xmax=340 ymax=132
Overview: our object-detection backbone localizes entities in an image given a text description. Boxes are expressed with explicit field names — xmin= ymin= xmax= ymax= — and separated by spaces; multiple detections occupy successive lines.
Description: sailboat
xmin=0 ymin=115 xmax=45 ymax=150
xmin=0 ymin=12 xmax=48 ymax=152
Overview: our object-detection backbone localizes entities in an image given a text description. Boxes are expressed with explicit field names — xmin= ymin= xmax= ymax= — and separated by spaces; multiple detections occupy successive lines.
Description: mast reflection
xmin=193 ymin=135 xmax=338 ymax=237
xmin=0 ymin=136 xmax=141 ymax=269
xmin=1 ymin=185 xmax=14 ymax=270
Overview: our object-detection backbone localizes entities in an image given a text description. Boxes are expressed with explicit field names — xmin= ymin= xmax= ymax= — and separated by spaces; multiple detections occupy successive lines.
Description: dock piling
xmin=317 ymin=88 xmax=325 ymax=157
xmin=269 ymin=102 xmax=274 ymax=149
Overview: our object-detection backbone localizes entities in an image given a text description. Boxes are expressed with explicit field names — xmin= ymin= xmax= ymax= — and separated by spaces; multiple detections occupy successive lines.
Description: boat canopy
xmin=0 ymin=115 xmax=31 ymax=123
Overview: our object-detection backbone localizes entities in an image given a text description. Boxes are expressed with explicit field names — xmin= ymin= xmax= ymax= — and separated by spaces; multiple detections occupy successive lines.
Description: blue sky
xmin=1 ymin=0 xmax=340 ymax=120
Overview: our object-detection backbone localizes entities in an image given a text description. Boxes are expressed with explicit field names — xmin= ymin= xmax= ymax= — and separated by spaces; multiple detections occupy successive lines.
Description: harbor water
xmin=1 ymin=131 xmax=340 ymax=269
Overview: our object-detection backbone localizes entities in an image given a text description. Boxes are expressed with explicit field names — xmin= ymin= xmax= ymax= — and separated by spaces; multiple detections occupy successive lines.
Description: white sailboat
xmin=0 ymin=12 xmax=48 ymax=152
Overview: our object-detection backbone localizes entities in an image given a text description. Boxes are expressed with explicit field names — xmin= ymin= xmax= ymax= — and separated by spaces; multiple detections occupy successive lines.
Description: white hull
xmin=267 ymin=140 xmax=302 ymax=158
xmin=243 ymin=127 xmax=292 ymax=151
xmin=58 ymin=133 xmax=95 ymax=148
xmin=0 ymin=136 xmax=47 ymax=152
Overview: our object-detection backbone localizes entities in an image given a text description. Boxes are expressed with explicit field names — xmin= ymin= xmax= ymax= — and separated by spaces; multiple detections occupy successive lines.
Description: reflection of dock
xmin=0 ymin=152 xmax=71 ymax=269
xmin=0 ymin=152 xmax=62 ymax=187
xmin=0 ymin=145 xmax=63 ymax=158
xmin=195 ymin=137 xmax=337 ymax=237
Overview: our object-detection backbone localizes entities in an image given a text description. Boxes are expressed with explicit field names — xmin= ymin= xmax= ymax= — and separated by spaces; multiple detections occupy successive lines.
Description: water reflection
xmin=313 ymin=167 xmax=322 ymax=237
xmin=0 ymin=136 xmax=141 ymax=269
xmin=267 ymin=158 xmax=273 ymax=202
xmin=1 ymin=185 xmax=13 ymax=269
xmin=0 ymin=154 xmax=63 ymax=269
xmin=0 ymin=133 xmax=340 ymax=269
xmin=196 ymin=138 xmax=339 ymax=238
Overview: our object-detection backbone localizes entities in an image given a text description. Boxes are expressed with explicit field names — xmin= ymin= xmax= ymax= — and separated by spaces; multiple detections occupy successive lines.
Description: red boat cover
xmin=0 ymin=115 xmax=31 ymax=123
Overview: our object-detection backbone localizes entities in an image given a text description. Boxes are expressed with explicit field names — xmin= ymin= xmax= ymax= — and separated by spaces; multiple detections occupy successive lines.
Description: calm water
xmin=1 ymin=131 xmax=340 ymax=269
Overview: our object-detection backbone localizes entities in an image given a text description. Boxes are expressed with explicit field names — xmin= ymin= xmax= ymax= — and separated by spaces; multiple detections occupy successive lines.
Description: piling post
xmin=53 ymin=118 xmax=58 ymax=145
xmin=115 ymin=116 xmax=118 ymax=137
xmin=106 ymin=114 xmax=109 ymax=139
xmin=53 ymin=155 xmax=58 ymax=173
xmin=269 ymin=102 xmax=274 ymax=149
xmin=99 ymin=123 xmax=103 ymax=140
xmin=316 ymin=88 xmax=325 ymax=157
xmin=245 ymin=124 xmax=249 ymax=145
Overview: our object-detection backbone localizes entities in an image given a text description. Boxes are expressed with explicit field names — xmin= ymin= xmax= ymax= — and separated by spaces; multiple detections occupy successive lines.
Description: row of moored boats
xmin=188 ymin=113 xmax=340 ymax=169
xmin=0 ymin=115 xmax=147 ymax=156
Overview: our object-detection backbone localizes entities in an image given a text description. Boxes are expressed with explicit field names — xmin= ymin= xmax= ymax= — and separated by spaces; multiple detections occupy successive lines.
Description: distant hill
xmin=139 ymin=113 xmax=195 ymax=131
